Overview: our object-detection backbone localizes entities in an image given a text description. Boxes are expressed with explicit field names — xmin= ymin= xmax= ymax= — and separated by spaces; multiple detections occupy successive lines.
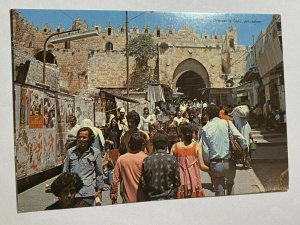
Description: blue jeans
xmin=210 ymin=160 xmax=236 ymax=196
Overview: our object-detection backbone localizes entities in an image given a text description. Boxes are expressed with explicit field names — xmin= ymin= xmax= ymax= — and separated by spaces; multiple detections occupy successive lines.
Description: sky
xmin=17 ymin=9 xmax=273 ymax=46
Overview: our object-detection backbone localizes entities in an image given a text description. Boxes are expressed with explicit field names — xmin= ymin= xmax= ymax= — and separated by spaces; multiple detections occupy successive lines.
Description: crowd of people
xmin=254 ymin=100 xmax=286 ymax=132
xmin=46 ymin=98 xmax=265 ymax=210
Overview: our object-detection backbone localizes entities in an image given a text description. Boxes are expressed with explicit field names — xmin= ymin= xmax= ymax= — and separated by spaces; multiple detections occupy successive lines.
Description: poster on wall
xmin=56 ymin=98 xmax=67 ymax=160
xmin=26 ymin=129 xmax=43 ymax=175
xmin=28 ymin=90 xmax=43 ymax=129
xmin=55 ymin=132 xmax=65 ymax=163
xmin=20 ymin=87 xmax=28 ymax=128
xmin=43 ymin=97 xmax=56 ymax=129
xmin=65 ymin=99 xmax=75 ymax=123
xmin=75 ymin=96 xmax=94 ymax=125
xmin=15 ymin=128 xmax=30 ymax=178
xmin=42 ymin=129 xmax=56 ymax=170
xmin=14 ymin=86 xmax=21 ymax=131
xmin=57 ymin=98 xmax=66 ymax=133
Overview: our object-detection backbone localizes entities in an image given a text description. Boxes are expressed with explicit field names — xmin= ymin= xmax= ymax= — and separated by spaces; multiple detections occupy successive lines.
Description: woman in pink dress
xmin=171 ymin=123 xmax=209 ymax=198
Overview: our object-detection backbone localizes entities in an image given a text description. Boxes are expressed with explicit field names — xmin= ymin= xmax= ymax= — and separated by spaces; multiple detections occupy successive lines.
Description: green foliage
xmin=127 ymin=34 xmax=157 ymax=65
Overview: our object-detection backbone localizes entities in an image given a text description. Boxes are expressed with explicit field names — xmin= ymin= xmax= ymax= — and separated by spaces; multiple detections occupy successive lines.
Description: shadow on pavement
xmin=202 ymin=182 xmax=214 ymax=192
xmin=251 ymin=160 xmax=288 ymax=192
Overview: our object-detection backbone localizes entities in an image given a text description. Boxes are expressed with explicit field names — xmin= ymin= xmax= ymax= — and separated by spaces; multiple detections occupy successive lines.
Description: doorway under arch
xmin=173 ymin=58 xmax=210 ymax=100
xmin=176 ymin=71 xmax=206 ymax=99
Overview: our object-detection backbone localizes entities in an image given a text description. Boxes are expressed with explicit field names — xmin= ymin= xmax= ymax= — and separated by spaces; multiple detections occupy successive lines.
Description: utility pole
xmin=126 ymin=11 xmax=129 ymax=112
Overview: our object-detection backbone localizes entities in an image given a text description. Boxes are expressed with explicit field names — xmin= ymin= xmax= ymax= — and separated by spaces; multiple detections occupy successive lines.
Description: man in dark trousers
xmin=140 ymin=131 xmax=180 ymax=200
xmin=63 ymin=127 xmax=104 ymax=206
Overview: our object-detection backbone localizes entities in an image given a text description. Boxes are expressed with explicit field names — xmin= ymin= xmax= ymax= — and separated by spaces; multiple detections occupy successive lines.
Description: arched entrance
xmin=173 ymin=58 xmax=210 ymax=100
xmin=176 ymin=71 xmax=206 ymax=99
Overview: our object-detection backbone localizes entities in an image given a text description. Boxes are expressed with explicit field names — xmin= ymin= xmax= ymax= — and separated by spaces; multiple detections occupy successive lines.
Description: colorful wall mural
xmin=14 ymin=84 xmax=94 ymax=179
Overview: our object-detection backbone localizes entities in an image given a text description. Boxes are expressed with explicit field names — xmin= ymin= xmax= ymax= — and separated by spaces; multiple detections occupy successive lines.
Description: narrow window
xmin=229 ymin=38 xmax=234 ymax=48
xmin=65 ymin=41 xmax=71 ymax=49
xmin=105 ymin=42 xmax=113 ymax=51
xmin=157 ymin=30 xmax=160 ymax=37
xmin=108 ymin=27 xmax=112 ymax=36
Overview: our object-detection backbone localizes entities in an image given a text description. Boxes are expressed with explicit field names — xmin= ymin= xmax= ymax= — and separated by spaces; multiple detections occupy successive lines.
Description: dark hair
xmin=179 ymin=123 xmax=193 ymax=142
xmin=76 ymin=127 xmax=95 ymax=145
xmin=126 ymin=110 xmax=140 ymax=125
xmin=176 ymin=110 xmax=182 ymax=116
xmin=128 ymin=132 xmax=146 ymax=152
xmin=152 ymin=130 xmax=169 ymax=150
xmin=108 ymin=118 xmax=119 ymax=133
xmin=205 ymin=104 xmax=220 ymax=120
xmin=51 ymin=172 xmax=83 ymax=197
xmin=69 ymin=115 xmax=77 ymax=121
xmin=168 ymin=112 xmax=175 ymax=116
xmin=182 ymin=111 xmax=189 ymax=118
xmin=109 ymin=117 xmax=117 ymax=126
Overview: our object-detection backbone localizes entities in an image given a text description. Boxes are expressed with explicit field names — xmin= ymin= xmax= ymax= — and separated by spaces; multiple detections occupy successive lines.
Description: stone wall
xmin=12 ymin=10 xmax=249 ymax=95
xmin=88 ymin=51 xmax=127 ymax=88
xmin=13 ymin=45 xmax=60 ymax=91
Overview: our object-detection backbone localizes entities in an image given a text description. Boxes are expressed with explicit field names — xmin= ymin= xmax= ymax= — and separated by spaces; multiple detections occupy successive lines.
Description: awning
xmin=100 ymin=90 xmax=139 ymax=103
xmin=240 ymin=68 xmax=260 ymax=84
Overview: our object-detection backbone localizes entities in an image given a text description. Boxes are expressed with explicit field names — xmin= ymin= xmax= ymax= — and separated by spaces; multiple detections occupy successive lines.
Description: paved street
xmin=17 ymin=163 xmax=266 ymax=213
xmin=17 ymin=126 xmax=288 ymax=213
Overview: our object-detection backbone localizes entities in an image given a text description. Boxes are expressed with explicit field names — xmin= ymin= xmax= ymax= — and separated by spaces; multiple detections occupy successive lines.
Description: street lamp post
xmin=42 ymin=29 xmax=79 ymax=84
xmin=42 ymin=29 xmax=99 ymax=84
xmin=126 ymin=11 xmax=129 ymax=111
xmin=125 ymin=11 xmax=153 ymax=112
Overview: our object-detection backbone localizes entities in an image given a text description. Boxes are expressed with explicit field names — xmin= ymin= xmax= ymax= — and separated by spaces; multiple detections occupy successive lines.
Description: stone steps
xmin=252 ymin=145 xmax=288 ymax=160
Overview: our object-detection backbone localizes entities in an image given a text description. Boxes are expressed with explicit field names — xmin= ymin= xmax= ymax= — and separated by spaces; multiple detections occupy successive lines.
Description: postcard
xmin=12 ymin=8 xmax=288 ymax=211
xmin=1 ymin=1 xmax=299 ymax=225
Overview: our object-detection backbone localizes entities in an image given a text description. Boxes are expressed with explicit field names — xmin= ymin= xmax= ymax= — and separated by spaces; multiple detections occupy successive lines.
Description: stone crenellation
xmin=12 ymin=10 xmax=249 ymax=98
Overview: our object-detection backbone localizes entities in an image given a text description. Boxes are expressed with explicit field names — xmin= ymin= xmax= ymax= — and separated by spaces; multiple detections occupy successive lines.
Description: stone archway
xmin=34 ymin=50 xmax=57 ymax=65
xmin=173 ymin=58 xmax=210 ymax=99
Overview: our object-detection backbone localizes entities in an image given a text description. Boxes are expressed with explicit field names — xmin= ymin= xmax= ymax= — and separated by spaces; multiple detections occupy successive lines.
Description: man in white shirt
xmin=65 ymin=115 xmax=80 ymax=149
xmin=179 ymin=100 xmax=187 ymax=113
xmin=117 ymin=107 xmax=128 ymax=132
xmin=138 ymin=107 xmax=156 ymax=134
xmin=174 ymin=110 xmax=183 ymax=126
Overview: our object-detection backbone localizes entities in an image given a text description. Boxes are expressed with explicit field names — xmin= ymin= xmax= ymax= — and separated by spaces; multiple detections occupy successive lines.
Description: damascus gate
xmin=12 ymin=10 xmax=249 ymax=105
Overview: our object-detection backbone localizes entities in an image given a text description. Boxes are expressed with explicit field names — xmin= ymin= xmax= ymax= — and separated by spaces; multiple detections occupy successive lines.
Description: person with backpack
xmin=201 ymin=104 xmax=247 ymax=196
